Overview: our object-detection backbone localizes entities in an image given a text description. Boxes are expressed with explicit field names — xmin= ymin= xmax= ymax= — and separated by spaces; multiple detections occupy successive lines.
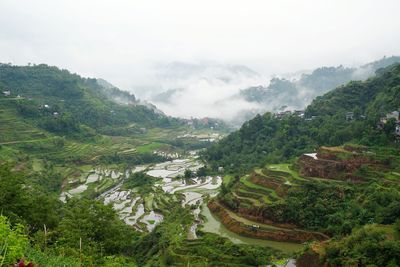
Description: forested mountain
xmin=0 ymin=63 xmax=180 ymax=138
xmin=204 ymin=63 xmax=400 ymax=173
xmin=238 ymin=56 xmax=400 ymax=112
xmin=1 ymin=63 xmax=254 ymax=266
xmin=204 ymin=63 xmax=400 ymax=267
xmin=1 ymin=62 xmax=399 ymax=266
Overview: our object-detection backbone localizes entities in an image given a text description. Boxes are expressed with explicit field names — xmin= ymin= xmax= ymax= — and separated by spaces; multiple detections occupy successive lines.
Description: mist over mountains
xmin=134 ymin=56 xmax=400 ymax=125
xmin=133 ymin=61 xmax=265 ymax=121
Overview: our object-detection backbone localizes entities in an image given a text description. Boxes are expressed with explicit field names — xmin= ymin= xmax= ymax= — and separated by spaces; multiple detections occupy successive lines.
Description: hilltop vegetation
xmin=0 ymin=63 xmax=181 ymax=137
xmin=239 ymin=55 xmax=400 ymax=112
xmin=1 ymin=60 xmax=400 ymax=266
xmin=0 ymin=63 xmax=283 ymax=266
xmin=203 ymin=63 xmax=400 ymax=266
xmin=297 ymin=224 xmax=400 ymax=267
xmin=204 ymin=63 xmax=400 ymax=174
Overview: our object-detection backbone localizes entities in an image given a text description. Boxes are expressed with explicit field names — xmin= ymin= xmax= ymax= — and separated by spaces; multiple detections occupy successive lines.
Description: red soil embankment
xmin=249 ymin=174 xmax=288 ymax=197
xmin=208 ymin=200 xmax=328 ymax=243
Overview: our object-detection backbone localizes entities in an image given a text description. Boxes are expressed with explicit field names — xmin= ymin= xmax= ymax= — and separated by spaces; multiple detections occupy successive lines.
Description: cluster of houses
xmin=345 ymin=112 xmax=366 ymax=121
xmin=3 ymin=90 xmax=60 ymax=117
xmin=153 ymin=150 xmax=180 ymax=159
xmin=377 ymin=110 xmax=400 ymax=138
xmin=185 ymin=117 xmax=220 ymax=130
xmin=274 ymin=108 xmax=400 ymax=139
xmin=177 ymin=132 xmax=222 ymax=142
xmin=2 ymin=90 xmax=22 ymax=98
xmin=274 ymin=110 xmax=305 ymax=119
xmin=39 ymin=104 xmax=59 ymax=116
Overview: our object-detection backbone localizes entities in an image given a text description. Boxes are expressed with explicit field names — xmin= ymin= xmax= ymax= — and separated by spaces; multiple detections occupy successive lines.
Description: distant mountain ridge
xmin=204 ymin=63 xmax=400 ymax=173
xmin=146 ymin=57 xmax=400 ymax=125
xmin=237 ymin=55 xmax=400 ymax=114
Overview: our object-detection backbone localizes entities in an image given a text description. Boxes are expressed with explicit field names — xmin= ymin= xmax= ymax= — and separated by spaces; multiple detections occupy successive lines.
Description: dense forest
xmin=1 ymin=62 xmax=400 ymax=266
xmin=203 ymin=63 xmax=400 ymax=266
xmin=0 ymin=63 xmax=280 ymax=266
xmin=0 ymin=163 xmax=282 ymax=266
xmin=204 ymin=63 xmax=400 ymax=174
xmin=239 ymin=56 xmax=400 ymax=112
xmin=0 ymin=63 xmax=183 ymax=138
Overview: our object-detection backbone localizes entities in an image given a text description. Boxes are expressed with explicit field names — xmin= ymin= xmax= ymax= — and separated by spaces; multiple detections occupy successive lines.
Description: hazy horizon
xmin=1 ymin=0 xmax=400 ymax=119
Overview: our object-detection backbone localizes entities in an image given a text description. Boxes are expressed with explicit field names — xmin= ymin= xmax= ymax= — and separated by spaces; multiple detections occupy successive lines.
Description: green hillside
xmin=1 ymin=64 xmax=273 ymax=266
xmin=0 ymin=63 xmax=181 ymax=135
xmin=239 ymin=56 xmax=400 ymax=111
xmin=204 ymin=63 xmax=400 ymax=174
xmin=203 ymin=64 xmax=400 ymax=266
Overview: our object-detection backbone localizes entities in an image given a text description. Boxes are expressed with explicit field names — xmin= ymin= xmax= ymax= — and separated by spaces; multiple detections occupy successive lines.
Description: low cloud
xmin=134 ymin=62 xmax=266 ymax=121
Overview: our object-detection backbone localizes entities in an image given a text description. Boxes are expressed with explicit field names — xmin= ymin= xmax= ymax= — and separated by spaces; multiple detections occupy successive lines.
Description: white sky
xmin=1 ymin=0 xmax=399 ymax=93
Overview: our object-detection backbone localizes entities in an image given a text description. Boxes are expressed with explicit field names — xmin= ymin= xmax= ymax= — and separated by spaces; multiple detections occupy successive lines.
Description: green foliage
xmin=323 ymin=225 xmax=400 ymax=266
xmin=204 ymin=64 xmax=400 ymax=174
xmin=0 ymin=164 xmax=142 ymax=265
xmin=184 ymin=169 xmax=193 ymax=178
xmin=131 ymin=206 xmax=193 ymax=266
xmin=0 ymin=165 xmax=61 ymax=231
xmin=122 ymin=172 xmax=156 ymax=194
xmin=56 ymin=198 xmax=139 ymax=256
xmin=25 ymin=247 xmax=80 ymax=267
xmin=0 ymin=216 xmax=28 ymax=266
xmin=100 ymin=151 xmax=165 ymax=165
xmin=174 ymin=233 xmax=278 ymax=266
xmin=0 ymin=63 xmax=181 ymax=139
xmin=204 ymin=113 xmax=317 ymax=174
xmin=196 ymin=166 xmax=208 ymax=177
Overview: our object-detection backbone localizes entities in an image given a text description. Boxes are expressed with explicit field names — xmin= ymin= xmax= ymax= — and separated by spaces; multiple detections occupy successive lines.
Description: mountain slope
xmin=204 ymin=64 xmax=400 ymax=267
xmin=204 ymin=63 xmax=400 ymax=173
xmin=0 ymin=63 xmax=177 ymax=135
xmin=238 ymin=56 xmax=400 ymax=113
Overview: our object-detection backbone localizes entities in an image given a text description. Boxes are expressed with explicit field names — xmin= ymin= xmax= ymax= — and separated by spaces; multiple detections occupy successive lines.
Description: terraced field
xmin=210 ymin=163 xmax=329 ymax=244
xmin=0 ymin=108 xmax=50 ymax=144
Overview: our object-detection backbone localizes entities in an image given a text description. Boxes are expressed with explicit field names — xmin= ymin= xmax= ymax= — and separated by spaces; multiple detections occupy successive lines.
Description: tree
xmin=0 ymin=216 xmax=29 ymax=266
xmin=196 ymin=167 xmax=207 ymax=177
xmin=184 ymin=169 xmax=193 ymax=179
xmin=56 ymin=199 xmax=138 ymax=255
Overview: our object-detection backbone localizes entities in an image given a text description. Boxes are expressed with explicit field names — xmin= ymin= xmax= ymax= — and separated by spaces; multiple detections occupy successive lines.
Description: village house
xmin=305 ymin=116 xmax=316 ymax=121
xmin=345 ymin=112 xmax=354 ymax=121
xmin=2 ymin=90 xmax=11 ymax=96
xmin=377 ymin=110 xmax=400 ymax=135
xmin=293 ymin=110 xmax=305 ymax=118
xmin=275 ymin=110 xmax=292 ymax=119
xmin=380 ymin=110 xmax=400 ymax=124
xmin=396 ymin=125 xmax=400 ymax=136
xmin=387 ymin=111 xmax=400 ymax=120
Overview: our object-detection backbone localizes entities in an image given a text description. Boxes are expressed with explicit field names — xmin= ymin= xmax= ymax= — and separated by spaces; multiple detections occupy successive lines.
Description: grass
xmin=97 ymin=178 xmax=115 ymax=192
xmin=223 ymin=175 xmax=233 ymax=186
xmin=144 ymin=194 xmax=154 ymax=211
xmin=32 ymin=159 xmax=44 ymax=172
xmin=240 ymin=175 xmax=277 ymax=196
xmin=237 ymin=188 xmax=271 ymax=204
xmin=266 ymin=164 xmax=305 ymax=181
xmin=232 ymin=192 xmax=262 ymax=206
xmin=136 ymin=142 xmax=168 ymax=153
